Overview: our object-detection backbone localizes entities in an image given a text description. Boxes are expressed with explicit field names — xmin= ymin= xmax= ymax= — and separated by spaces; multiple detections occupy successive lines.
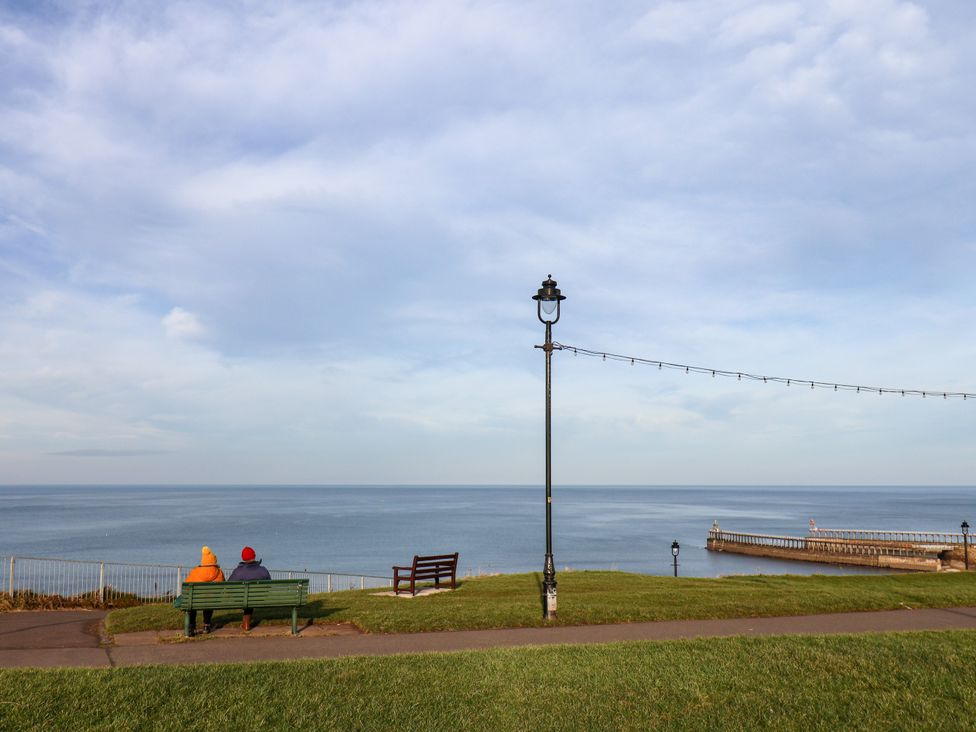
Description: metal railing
xmin=707 ymin=529 xmax=940 ymax=559
xmin=808 ymin=526 xmax=966 ymax=545
xmin=267 ymin=569 xmax=392 ymax=594
xmin=0 ymin=554 xmax=391 ymax=603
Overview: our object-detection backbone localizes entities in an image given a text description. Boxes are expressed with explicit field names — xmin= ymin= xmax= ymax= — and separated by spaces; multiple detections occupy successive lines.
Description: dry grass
xmin=0 ymin=589 xmax=151 ymax=612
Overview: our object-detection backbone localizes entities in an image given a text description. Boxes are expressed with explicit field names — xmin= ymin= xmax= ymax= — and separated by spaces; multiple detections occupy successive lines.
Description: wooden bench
xmin=393 ymin=553 xmax=459 ymax=596
xmin=173 ymin=579 xmax=309 ymax=636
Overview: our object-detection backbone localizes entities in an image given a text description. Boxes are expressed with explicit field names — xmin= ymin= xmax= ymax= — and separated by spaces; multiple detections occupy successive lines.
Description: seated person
xmin=184 ymin=546 xmax=224 ymax=634
xmin=228 ymin=546 xmax=271 ymax=630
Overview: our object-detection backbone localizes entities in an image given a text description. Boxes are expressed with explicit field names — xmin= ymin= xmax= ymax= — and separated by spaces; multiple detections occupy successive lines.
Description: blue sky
xmin=1 ymin=0 xmax=974 ymax=485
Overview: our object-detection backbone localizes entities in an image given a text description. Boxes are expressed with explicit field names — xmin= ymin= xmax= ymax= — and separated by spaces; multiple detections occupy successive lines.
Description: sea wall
xmin=706 ymin=538 xmax=943 ymax=572
xmin=945 ymin=545 xmax=976 ymax=569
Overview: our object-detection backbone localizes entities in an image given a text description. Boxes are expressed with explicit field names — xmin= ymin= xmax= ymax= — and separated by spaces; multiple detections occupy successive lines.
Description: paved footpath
xmin=2 ymin=606 xmax=976 ymax=669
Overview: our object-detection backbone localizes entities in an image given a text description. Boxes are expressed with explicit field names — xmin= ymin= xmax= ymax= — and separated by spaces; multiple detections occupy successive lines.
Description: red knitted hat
xmin=241 ymin=546 xmax=256 ymax=562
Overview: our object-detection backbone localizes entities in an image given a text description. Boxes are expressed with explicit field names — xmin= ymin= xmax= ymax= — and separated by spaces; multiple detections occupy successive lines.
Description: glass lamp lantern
xmin=533 ymin=275 xmax=566 ymax=324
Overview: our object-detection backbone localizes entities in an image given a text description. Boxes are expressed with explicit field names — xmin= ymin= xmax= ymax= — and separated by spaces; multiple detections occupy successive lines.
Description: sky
xmin=1 ymin=0 xmax=974 ymax=485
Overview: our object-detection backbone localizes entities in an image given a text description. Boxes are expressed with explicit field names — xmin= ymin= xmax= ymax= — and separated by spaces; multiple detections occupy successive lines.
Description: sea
xmin=1 ymin=485 xmax=973 ymax=578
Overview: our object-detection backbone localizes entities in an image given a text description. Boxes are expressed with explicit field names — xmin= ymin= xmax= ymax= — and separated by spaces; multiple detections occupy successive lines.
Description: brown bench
xmin=393 ymin=552 xmax=459 ymax=596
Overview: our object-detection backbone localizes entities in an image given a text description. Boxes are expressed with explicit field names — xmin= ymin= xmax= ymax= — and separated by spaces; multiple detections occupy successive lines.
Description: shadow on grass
xmin=383 ymin=579 xmax=466 ymax=597
xmin=202 ymin=597 xmax=346 ymax=630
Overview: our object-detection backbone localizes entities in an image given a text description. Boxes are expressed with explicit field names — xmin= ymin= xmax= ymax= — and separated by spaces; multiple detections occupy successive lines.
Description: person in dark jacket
xmin=228 ymin=546 xmax=271 ymax=630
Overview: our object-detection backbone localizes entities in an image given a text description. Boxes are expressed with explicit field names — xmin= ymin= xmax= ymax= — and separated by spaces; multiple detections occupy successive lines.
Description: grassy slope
xmin=2 ymin=630 xmax=975 ymax=731
xmin=106 ymin=570 xmax=976 ymax=634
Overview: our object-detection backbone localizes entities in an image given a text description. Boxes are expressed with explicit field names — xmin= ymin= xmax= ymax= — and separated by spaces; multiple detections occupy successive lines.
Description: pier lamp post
xmin=671 ymin=540 xmax=680 ymax=577
xmin=533 ymin=275 xmax=565 ymax=620
xmin=963 ymin=521 xmax=970 ymax=571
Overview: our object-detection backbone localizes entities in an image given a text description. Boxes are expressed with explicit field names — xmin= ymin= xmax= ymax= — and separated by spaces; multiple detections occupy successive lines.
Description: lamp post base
xmin=543 ymin=554 xmax=557 ymax=619
xmin=543 ymin=582 xmax=557 ymax=619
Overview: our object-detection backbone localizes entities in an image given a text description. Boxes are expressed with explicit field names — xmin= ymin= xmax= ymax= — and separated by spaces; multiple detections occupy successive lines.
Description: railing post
xmin=361 ymin=576 xmax=365 ymax=590
xmin=8 ymin=556 xmax=14 ymax=598
xmin=99 ymin=562 xmax=105 ymax=605
xmin=327 ymin=574 xmax=332 ymax=593
xmin=176 ymin=566 xmax=183 ymax=597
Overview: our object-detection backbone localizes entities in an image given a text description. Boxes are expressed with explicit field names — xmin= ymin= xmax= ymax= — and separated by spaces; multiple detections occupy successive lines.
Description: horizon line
xmin=2 ymin=483 xmax=975 ymax=489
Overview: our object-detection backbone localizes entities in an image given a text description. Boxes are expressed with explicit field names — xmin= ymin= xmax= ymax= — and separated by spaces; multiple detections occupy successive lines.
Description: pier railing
xmin=808 ymin=527 xmax=965 ymax=545
xmin=0 ymin=554 xmax=392 ymax=603
xmin=707 ymin=530 xmax=941 ymax=559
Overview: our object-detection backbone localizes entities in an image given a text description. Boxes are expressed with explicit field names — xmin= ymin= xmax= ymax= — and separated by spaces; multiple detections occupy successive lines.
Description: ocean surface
xmin=1 ymin=485 xmax=973 ymax=578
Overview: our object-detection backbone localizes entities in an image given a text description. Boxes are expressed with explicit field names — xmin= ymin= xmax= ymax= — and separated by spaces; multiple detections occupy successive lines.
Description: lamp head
xmin=671 ymin=540 xmax=680 ymax=557
xmin=963 ymin=520 xmax=970 ymax=535
xmin=532 ymin=275 xmax=566 ymax=323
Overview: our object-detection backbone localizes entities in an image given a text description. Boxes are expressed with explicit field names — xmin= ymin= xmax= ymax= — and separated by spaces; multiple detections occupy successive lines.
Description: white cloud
xmin=0 ymin=1 xmax=974 ymax=483
xmin=718 ymin=2 xmax=803 ymax=46
xmin=162 ymin=307 xmax=205 ymax=339
xmin=629 ymin=1 xmax=714 ymax=44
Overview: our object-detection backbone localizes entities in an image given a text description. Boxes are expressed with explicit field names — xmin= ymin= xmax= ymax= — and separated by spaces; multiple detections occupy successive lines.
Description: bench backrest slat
xmin=412 ymin=553 xmax=458 ymax=570
xmin=180 ymin=579 xmax=308 ymax=610
xmin=413 ymin=553 xmax=458 ymax=563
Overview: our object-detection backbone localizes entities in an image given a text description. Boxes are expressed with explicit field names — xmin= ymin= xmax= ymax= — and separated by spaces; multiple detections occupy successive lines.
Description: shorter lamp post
xmin=671 ymin=540 xmax=680 ymax=577
xmin=963 ymin=521 xmax=970 ymax=571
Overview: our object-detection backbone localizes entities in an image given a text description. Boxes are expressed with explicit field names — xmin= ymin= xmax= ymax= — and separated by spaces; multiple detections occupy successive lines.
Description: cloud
xmin=48 ymin=449 xmax=170 ymax=457
xmin=0 ymin=1 xmax=974 ymax=483
xmin=718 ymin=3 xmax=804 ymax=46
xmin=162 ymin=307 xmax=205 ymax=339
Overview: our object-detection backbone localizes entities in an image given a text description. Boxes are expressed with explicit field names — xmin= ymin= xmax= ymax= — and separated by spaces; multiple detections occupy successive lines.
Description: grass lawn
xmin=106 ymin=569 xmax=976 ymax=635
xmin=2 ymin=630 xmax=975 ymax=731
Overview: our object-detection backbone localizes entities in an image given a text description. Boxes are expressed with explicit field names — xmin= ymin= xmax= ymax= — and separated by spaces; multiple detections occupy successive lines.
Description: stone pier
xmin=706 ymin=521 xmax=973 ymax=572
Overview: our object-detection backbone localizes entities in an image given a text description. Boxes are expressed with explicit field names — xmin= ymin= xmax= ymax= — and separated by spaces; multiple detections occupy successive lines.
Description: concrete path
xmin=0 ymin=609 xmax=108 ymax=668
xmin=2 ymin=606 xmax=976 ymax=669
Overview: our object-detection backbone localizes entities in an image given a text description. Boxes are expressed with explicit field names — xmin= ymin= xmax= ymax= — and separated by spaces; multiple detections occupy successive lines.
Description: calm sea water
xmin=1 ymin=485 xmax=973 ymax=578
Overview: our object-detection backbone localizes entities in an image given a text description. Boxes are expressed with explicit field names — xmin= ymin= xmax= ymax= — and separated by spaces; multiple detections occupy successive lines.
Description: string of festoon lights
xmin=552 ymin=343 xmax=975 ymax=400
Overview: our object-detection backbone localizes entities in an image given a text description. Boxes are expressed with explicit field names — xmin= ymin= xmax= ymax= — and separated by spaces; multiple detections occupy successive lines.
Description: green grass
xmin=106 ymin=570 xmax=976 ymax=635
xmin=2 ymin=630 xmax=975 ymax=731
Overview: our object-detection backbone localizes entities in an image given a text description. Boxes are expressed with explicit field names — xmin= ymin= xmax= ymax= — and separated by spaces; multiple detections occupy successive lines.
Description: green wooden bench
xmin=173 ymin=579 xmax=309 ymax=636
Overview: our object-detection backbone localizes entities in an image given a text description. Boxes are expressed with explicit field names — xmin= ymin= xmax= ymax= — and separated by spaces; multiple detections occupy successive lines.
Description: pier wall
xmin=706 ymin=537 xmax=944 ymax=572
xmin=947 ymin=546 xmax=976 ymax=565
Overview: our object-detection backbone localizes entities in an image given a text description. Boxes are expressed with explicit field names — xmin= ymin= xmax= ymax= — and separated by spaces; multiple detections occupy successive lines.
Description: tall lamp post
xmin=963 ymin=521 xmax=970 ymax=571
xmin=533 ymin=275 xmax=565 ymax=620
xmin=671 ymin=540 xmax=680 ymax=577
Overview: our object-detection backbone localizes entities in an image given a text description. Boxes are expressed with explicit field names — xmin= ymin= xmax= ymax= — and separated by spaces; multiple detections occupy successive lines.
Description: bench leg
xmin=292 ymin=607 xmax=298 ymax=635
xmin=184 ymin=611 xmax=191 ymax=637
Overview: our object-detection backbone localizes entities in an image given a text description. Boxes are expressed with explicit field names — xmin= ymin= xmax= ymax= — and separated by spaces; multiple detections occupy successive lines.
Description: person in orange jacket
xmin=185 ymin=545 xmax=225 ymax=634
